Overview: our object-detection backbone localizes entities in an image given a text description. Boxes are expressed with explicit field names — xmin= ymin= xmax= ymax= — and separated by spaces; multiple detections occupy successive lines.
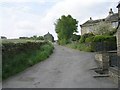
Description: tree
xmin=71 ymin=34 xmax=80 ymax=41
xmin=93 ymin=22 xmax=115 ymax=35
xmin=54 ymin=15 xmax=78 ymax=45
xmin=37 ymin=36 xmax=44 ymax=40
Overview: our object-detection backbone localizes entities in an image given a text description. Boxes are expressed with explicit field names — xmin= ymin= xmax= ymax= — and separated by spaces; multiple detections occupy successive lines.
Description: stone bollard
xmin=95 ymin=52 xmax=109 ymax=70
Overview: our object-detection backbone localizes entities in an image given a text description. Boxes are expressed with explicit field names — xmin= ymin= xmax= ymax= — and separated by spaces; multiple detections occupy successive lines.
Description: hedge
xmin=85 ymin=35 xmax=117 ymax=52
xmin=79 ymin=33 xmax=94 ymax=43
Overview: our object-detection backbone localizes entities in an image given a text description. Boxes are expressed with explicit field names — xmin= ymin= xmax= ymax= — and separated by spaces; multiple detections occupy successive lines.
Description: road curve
xmin=3 ymin=45 xmax=117 ymax=88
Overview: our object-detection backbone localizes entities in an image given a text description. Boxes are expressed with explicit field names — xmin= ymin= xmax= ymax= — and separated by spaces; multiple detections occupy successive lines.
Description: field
xmin=2 ymin=39 xmax=54 ymax=80
xmin=1 ymin=39 xmax=44 ymax=44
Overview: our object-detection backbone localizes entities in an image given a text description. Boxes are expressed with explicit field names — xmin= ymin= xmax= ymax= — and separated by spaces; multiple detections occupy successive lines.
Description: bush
xmin=67 ymin=35 xmax=117 ymax=52
xmin=71 ymin=34 xmax=81 ymax=41
xmin=93 ymin=35 xmax=116 ymax=42
xmin=79 ymin=33 xmax=94 ymax=43
xmin=85 ymin=36 xmax=95 ymax=43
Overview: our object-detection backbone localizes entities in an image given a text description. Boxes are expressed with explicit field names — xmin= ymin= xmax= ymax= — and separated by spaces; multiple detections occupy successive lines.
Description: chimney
xmin=117 ymin=2 xmax=120 ymax=18
xmin=109 ymin=8 xmax=114 ymax=15
xmin=90 ymin=17 xmax=92 ymax=20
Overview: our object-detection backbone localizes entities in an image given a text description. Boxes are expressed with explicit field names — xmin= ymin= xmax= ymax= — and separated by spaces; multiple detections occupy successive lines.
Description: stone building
xmin=0 ymin=36 xmax=7 ymax=39
xmin=107 ymin=3 xmax=120 ymax=84
xmin=116 ymin=2 xmax=120 ymax=87
xmin=80 ymin=8 xmax=118 ymax=35
xmin=117 ymin=3 xmax=120 ymax=56
xmin=44 ymin=32 xmax=54 ymax=42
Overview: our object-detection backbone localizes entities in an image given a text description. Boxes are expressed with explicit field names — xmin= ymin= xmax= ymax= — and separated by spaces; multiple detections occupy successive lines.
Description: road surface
xmin=3 ymin=45 xmax=117 ymax=88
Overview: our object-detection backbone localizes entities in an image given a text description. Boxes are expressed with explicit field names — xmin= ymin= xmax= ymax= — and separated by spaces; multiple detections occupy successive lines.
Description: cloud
xmin=0 ymin=0 xmax=119 ymax=39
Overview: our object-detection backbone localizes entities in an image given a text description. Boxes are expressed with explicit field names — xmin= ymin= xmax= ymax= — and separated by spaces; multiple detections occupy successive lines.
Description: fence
xmin=108 ymin=51 xmax=119 ymax=68
xmin=94 ymin=41 xmax=117 ymax=52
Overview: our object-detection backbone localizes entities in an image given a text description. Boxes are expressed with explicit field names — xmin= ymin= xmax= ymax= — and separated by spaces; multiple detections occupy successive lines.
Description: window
xmin=112 ymin=22 xmax=118 ymax=28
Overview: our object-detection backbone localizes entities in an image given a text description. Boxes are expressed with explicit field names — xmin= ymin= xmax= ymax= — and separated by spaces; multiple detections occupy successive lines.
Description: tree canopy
xmin=54 ymin=15 xmax=78 ymax=45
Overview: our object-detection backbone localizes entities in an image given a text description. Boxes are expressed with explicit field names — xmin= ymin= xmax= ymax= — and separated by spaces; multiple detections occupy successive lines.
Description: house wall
xmin=44 ymin=35 xmax=54 ymax=42
xmin=81 ymin=21 xmax=116 ymax=35
xmin=117 ymin=6 xmax=120 ymax=56
xmin=117 ymin=30 xmax=120 ymax=56
xmin=108 ymin=3 xmax=120 ymax=84
xmin=81 ymin=27 xmax=89 ymax=35
xmin=81 ymin=25 xmax=95 ymax=35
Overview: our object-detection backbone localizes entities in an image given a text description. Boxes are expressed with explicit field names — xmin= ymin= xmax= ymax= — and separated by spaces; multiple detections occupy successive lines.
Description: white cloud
xmin=0 ymin=0 xmax=119 ymax=39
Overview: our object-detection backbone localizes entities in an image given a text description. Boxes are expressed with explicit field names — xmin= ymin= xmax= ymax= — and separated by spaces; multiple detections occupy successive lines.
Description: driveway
xmin=2 ymin=45 xmax=117 ymax=88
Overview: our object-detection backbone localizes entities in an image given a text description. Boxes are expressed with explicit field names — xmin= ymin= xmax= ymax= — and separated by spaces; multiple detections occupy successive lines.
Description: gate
xmin=109 ymin=51 xmax=118 ymax=67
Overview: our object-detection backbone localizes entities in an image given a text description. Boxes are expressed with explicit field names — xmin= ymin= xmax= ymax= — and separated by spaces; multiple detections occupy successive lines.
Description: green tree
xmin=55 ymin=15 xmax=78 ymax=45
xmin=71 ymin=34 xmax=80 ymax=41
xmin=37 ymin=36 xmax=44 ymax=40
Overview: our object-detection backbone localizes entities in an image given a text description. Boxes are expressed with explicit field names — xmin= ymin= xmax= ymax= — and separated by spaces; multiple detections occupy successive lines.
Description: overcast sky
xmin=0 ymin=0 xmax=119 ymax=40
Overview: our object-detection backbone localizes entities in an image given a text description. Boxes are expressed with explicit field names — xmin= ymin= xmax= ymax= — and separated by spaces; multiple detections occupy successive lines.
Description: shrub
xmin=67 ymin=35 xmax=117 ymax=52
xmin=93 ymin=35 xmax=116 ymax=42
xmin=71 ymin=34 xmax=81 ymax=41
xmin=79 ymin=33 xmax=94 ymax=43
xmin=85 ymin=36 xmax=95 ymax=43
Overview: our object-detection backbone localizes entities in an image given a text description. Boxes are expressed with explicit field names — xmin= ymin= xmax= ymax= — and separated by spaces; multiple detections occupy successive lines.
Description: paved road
xmin=3 ymin=45 xmax=117 ymax=88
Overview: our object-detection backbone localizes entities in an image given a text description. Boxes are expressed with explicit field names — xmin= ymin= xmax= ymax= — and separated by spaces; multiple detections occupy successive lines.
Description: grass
xmin=66 ymin=43 xmax=94 ymax=52
xmin=2 ymin=39 xmax=44 ymax=44
xmin=2 ymin=42 xmax=54 ymax=80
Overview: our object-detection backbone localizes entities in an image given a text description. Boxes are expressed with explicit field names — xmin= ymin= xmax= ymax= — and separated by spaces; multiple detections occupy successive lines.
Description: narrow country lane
xmin=3 ymin=45 xmax=117 ymax=88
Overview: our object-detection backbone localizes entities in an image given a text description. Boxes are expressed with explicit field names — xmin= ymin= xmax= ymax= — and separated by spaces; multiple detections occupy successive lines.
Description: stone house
xmin=107 ymin=3 xmax=120 ymax=84
xmin=44 ymin=32 xmax=54 ymax=42
xmin=117 ymin=2 xmax=120 ymax=56
xmin=0 ymin=36 xmax=7 ymax=39
xmin=80 ymin=8 xmax=118 ymax=35
xmin=116 ymin=2 xmax=120 ymax=84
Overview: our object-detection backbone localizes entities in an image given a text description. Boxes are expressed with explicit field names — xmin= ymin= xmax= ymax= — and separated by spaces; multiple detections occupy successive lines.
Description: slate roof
xmin=81 ymin=13 xmax=118 ymax=27
xmin=81 ymin=19 xmax=105 ymax=27
xmin=44 ymin=32 xmax=54 ymax=38
xmin=105 ymin=13 xmax=118 ymax=22
xmin=117 ymin=2 xmax=120 ymax=8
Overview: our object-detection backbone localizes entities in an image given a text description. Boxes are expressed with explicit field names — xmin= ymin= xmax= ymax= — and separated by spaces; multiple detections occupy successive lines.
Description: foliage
xmin=37 ymin=36 xmax=44 ymax=40
xmin=2 ymin=39 xmax=44 ymax=44
xmin=2 ymin=41 xmax=54 ymax=80
xmin=79 ymin=33 xmax=94 ymax=43
xmin=93 ymin=22 xmax=115 ymax=35
xmin=67 ymin=35 xmax=117 ymax=52
xmin=85 ymin=36 xmax=95 ymax=43
xmin=93 ymin=35 xmax=116 ymax=42
xmin=30 ymin=35 xmax=44 ymax=40
xmin=66 ymin=43 xmax=94 ymax=52
xmin=71 ymin=34 xmax=81 ymax=41
xmin=55 ymin=15 xmax=78 ymax=45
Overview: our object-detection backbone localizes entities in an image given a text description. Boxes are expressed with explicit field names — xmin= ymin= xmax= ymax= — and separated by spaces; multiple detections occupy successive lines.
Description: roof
xmin=117 ymin=2 xmax=120 ymax=8
xmin=81 ymin=19 xmax=104 ymax=27
xmin=81 ymin=13 xmax=118 ymax=27
xmin=44 ymin=32 xmax=53 ymax=37
xmin=105 ymin=13 xmax=118 ymax=22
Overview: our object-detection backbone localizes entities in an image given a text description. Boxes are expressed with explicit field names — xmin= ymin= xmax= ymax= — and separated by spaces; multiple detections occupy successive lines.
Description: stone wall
xmin=117 ymin=30 xmax=120 ymax=56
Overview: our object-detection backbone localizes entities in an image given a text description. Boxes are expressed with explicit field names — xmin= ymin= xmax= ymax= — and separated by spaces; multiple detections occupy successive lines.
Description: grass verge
xmin=66 ymin=43 xmax=93 ymax=52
